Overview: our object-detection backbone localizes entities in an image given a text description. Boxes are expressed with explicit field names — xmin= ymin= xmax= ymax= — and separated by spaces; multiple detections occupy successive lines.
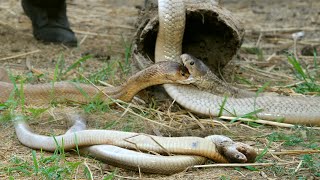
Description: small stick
xmin=294 ymin=160 xmax=303 ymax=173
xmin=0 ymin=49 xmax=41 ymax=61
xmin=239 ymin=123 xmax=260 ymax=132
xmin=73 ymin=30 xmax=122 ymax=38
xmin=268 ymin=149 xmax=320 ymax=155
xmin=120 ymin=103 xmax=132 ymax=118
xmin=199 ymin=119 xmax=230 ymax=131
xmin=247 ymin=27 xmax=318 ymax=33
xmin=193 ymin=162 xmax=298 ymax=168
xmin=104 ymin=171 xmax=139 ymax=180
xmin=30 ymin=68 xmax=55 ymax=80
xmin=79 ymin=34 xmax=88 ymax=45
xmin=219 ymin=116 xmax=320 ymax=130
xmin=188 ymin=112 xmax=206 ymax=130
xmin=243 ymin=65 xmax=294 ymax=80
xmin=83 ymin=162 xmax=93 ymax=180
xmin=98 ymin=80 xmax=115 ymax=87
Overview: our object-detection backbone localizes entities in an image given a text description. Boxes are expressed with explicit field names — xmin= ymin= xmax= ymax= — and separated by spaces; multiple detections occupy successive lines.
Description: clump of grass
xmin=118 ymin=37 xmax=132 ymax=75
xmin=300 ymin=154 xmax=320 ymax=177
xmin=241 ymin=46 xmax=264 ymax=61
xmin=85 ymin=62 xmax=117 ymax=84
xmin=2 ymin=150 xmax=83 ymax=179
xmin=82 ymin=97 xmax=111 ymax=113
xmin=266 ymin=128 xmax=319 ymax=148
xmin=267 ymin=131 xmax=304 ymax=146
xmin=219 ymin=175 xmax=231 ymax=180
xmin=287 ymin=53 xmax=320 ymax=94
xmin=27 ymin=107 xmax=49 ymax=118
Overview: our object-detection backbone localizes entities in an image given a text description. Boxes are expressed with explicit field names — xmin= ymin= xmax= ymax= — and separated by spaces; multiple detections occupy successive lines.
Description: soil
xmin=0 ymin=0 xmax=319 ymax=179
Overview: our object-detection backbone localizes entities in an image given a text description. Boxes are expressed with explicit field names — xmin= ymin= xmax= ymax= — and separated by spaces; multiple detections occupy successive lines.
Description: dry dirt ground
xmin=0 ymin=0 xmax=320 ymax=179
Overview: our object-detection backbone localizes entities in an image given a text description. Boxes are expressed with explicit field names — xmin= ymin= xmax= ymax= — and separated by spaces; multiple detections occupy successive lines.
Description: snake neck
xmin=155 ymin=0 xmax=185 ymax=63
xmin=109 ymin=62 xmax=182 ymax=102
xmin=0 ymin=61 xmax=187 ymax=105
xmin=193 ymin=72 xmax=257 ymax=98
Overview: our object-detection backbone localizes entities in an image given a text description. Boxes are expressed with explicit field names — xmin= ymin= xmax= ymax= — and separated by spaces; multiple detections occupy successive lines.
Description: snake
xmin=14 ymin=114 xmax=257 ymax=175
xmin=155 ymin=0 xmax=320 ymax=126
xmin=0 ymin=61 xmax=193 ymax=104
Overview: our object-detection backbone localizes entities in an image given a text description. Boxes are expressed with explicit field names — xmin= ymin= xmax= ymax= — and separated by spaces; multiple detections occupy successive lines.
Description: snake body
xmin=14 ymin=115 xmax=257 ymax=174
xmin=155 ymin=0 xmax=320 ymax=126
xmin=0 ymin=61 xmax=192 ymax=104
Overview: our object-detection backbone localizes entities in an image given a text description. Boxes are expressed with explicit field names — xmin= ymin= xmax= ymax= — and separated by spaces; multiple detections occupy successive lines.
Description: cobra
xmin=155 ymin=0 xmax=320 ymax=126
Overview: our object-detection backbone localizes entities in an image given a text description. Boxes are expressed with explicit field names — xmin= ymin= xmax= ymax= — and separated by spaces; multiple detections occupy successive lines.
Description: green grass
xmin=219 ymin=175 xmax=231 ymax=180
xmin=2 ymin=150 xmax=83 ymax=179
xmin=252 ymin=128 xmax=320 ymax=178
xmin=266 ymin=127 xmax=320 ymax=147
xmin=241 ymin=46 xmax=264 ymax=61
xmin=300 ymin=154 xmax=320 ymax=177
xmin=264 ymin=129 xmax=319 ymax=177
xmin=0 ymin=53 xmax=130 ymax=179
xmin=287 ymin=53 xmax=320 ymax=94
xmin=82 ymin=97 xmax=111 ymax=113
xmin=264 ymin=153 xmax=320 ymax=179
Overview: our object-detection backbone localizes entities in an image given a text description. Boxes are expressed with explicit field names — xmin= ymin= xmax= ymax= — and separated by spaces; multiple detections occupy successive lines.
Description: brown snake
xmin=0 ymin=61 xmax=192 ymax=104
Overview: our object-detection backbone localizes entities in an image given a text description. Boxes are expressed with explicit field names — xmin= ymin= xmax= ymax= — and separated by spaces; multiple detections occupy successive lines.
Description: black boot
xmin=22 ymin=0 xmax=78 ymax=47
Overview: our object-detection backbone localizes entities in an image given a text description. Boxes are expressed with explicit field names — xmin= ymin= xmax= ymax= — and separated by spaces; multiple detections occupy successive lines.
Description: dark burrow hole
xmin=140 ymin=9 xmax=240 ymax=73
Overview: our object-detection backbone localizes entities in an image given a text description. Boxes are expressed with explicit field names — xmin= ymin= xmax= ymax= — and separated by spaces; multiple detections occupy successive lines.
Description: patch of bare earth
xmin=0 ymin=0 xmax=319 ymax=179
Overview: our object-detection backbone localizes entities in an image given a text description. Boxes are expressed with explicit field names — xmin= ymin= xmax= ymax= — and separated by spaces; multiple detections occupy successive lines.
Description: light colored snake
xmin=14 ymin=114 xmax=256 ymax=174
xmin=155 ymin=0 xmax=320 ymax=126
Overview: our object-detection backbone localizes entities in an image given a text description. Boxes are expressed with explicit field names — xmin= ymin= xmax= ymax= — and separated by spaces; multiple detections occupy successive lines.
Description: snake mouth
xmin=180 ymin=59 xmax=195 ymax=84
xmin=177 ymin=75 xmax=195 ymax=84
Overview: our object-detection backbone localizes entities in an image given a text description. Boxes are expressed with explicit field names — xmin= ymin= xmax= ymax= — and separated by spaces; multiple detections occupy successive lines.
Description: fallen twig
xmin=0 ymin=49 xmax=41 ymax=61
xmin=193 ymin=161 xmax=298 ymax=168
xmin=268 ymin=149 xmax=320 ymax=155
xmin=219 ymin=116 xmax=320 ymax=130
xmin=247 ymin=27 xmax=318 ymax=33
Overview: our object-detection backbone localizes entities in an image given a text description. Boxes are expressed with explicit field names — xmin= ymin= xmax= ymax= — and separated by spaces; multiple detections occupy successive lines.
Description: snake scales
xmin=14 ymin=114 xmax=256 ymax=174
xmin=155 ymin=0 xmax=320 ymax=126
xmin=0 ymin=61 xmax=192 ymax=104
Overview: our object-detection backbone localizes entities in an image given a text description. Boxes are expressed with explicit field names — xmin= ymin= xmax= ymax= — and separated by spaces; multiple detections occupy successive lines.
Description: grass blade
xmin=31 ymin=150 xmax=39 ymax=174
xmin=65 ymin=55 xmax=92 ymax=75
xmin=218 ymin=96 xmax=228 ymax=117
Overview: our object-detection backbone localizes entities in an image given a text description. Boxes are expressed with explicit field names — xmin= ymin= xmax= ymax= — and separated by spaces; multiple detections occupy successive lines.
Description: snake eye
xmin=189 ymin=61 xmax=194 ymax=66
